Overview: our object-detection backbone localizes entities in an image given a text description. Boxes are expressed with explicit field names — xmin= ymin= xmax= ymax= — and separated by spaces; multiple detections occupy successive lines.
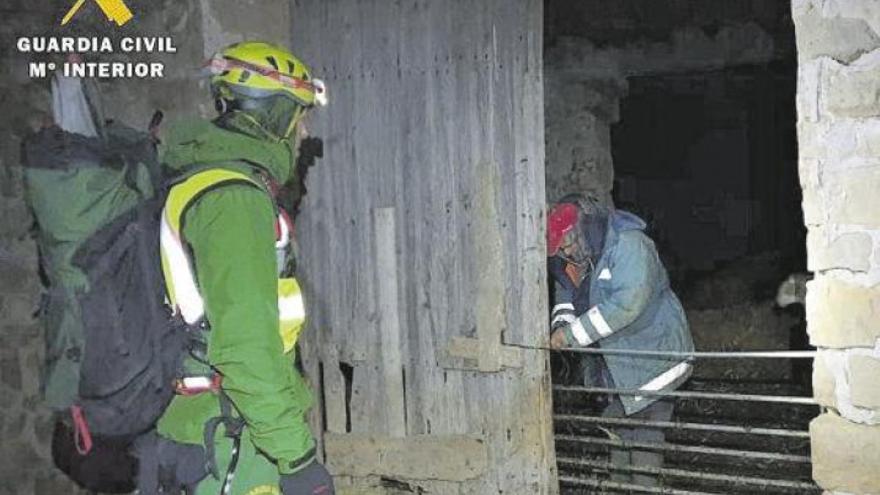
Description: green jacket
xmin=156 ymin=117 xmax=314 ymax=474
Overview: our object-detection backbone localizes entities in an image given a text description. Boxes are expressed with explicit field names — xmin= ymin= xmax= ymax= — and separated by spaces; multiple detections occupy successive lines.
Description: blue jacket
xmin=552 ymin=210 xmax=694 ymax=415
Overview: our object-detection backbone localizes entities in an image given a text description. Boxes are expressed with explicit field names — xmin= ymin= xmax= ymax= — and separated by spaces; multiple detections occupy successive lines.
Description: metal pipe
xmin=554 ymin=434 xmax=812 ymax=463
xmin=557 ymin=457 xmax=820 ymax=491
xmin=556 ymin=347 xmax=817 ymax=359
xmin=554 ymin=414 xmax=811 ymax=438
xmin=553 ymin=385 xmax=818 ymax=405
xmin=558 ymin=475 xmax=718 ymax=495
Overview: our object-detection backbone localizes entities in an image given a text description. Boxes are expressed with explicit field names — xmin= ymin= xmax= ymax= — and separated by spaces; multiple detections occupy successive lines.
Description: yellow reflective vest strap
xmin=160 ymin=169 xmax=261 ymax=323
xmin=278 ymin=278 xmax=306 ymax=353
xmin=159 ymin=168 xmax=309 ymax=353
xmin=164 ymin=169 xmax=260 ymax=233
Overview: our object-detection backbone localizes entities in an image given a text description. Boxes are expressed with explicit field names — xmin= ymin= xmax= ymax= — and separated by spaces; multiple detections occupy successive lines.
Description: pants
xmin=602 ymin=397 xmax=674 ymax=489
xmin=156 ymin=354 xmax=315 ymax=495
xmin=159 ymin=425 xmax=282 ymax=495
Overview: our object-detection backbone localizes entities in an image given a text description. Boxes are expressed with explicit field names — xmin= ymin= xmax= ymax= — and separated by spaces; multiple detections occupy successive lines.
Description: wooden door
xmin=293 ymin=1 xmax=556 ymax=492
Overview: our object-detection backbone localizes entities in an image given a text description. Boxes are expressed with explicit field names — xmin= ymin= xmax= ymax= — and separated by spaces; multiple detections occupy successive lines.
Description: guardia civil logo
xmin=16 ymin=0 xmax=174 ymax=80
xmin=61 ymin=0 xmax=134 ymax=27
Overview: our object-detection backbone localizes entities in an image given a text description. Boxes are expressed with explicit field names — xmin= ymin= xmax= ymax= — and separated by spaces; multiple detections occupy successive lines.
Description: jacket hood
xmin=160 ymin=117 xmax=294 ymax=184
xmin=609 ymin=209 xmax=646 ymax=233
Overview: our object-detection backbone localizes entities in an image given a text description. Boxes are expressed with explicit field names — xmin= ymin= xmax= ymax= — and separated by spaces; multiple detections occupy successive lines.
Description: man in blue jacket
xmin=547 ymin=195 xmax=694 ymax=488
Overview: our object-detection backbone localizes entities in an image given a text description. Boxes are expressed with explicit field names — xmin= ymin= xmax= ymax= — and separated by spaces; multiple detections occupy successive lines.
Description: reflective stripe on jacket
xmin=554 ymin=209 xmax=695 ymax=415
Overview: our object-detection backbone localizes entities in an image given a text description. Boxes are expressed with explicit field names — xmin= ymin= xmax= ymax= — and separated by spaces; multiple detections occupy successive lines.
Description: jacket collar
xmin=160 ymin=117 xmax=294 ymax=184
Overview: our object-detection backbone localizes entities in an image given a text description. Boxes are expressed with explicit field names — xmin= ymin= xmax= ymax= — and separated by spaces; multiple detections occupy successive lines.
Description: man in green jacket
xmin=155 ymin=41 xmax=333 ymax=495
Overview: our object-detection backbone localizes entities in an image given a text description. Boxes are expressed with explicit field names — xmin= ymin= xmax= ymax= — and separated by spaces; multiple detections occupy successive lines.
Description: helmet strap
xmin=283 ymin=105 xmax=307 ymax=140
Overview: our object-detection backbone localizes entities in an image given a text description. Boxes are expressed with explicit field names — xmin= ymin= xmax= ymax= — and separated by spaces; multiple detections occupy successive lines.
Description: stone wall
xmin=544 ymin=75 xmax=622 ymax=204
xmin=0 ymin=7 xmax=55 ymax=493
xmin=0 ymin=2 xmax=290 ymax=493
xmin=791 ymin=0 xmax=880 ymax=493
xmin=543 ymin=16 xmax=787 ymax=205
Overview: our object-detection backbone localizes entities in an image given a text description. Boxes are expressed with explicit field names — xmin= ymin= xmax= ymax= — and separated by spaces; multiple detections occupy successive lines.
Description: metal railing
xmin=554 ymin=435 xmax=812 ymax=464
xmin=558 ymin=476 xmax=719 ymax=495
xmin=558 ymin=458 xmax=820 ymax=491
xmin=555 ymin=413 xmax=811 ymax=438
xmin=552 ymin=347 xmax=819 ymax=494
xmin=556 ymin=347 xmax=817 ymax=359
xmin=554 ymin=385 xmax=817 ymax=405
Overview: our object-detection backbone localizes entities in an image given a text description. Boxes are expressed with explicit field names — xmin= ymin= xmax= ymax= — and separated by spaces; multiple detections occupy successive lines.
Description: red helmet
xmin=546 ymin=203 xmax=579 ymax=257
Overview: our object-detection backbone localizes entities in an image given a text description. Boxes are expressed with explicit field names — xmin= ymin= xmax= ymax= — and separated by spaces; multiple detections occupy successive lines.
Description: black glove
xmin=280 ymin=461 xmax=335 ymax=495
xmin=296 ymin=136 xmax=324 ymax=170
xmin=287 ymin=136 xmax=324 ymax=215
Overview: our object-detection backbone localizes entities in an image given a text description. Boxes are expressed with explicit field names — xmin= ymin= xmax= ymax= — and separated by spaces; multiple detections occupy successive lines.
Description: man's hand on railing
xmin=550 ymin=327 xmax=571 ymax=350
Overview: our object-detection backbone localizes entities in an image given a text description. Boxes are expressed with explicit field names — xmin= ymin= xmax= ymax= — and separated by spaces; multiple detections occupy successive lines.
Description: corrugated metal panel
xmin=292 ymin=1 xmax=554 ymax=492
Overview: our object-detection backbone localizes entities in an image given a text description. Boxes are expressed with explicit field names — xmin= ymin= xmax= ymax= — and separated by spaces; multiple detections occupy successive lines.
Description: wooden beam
xmin=325 ymin=433 xmax=488 ymax=481
xmin=373 ymin=207 xmax=407 ymax=437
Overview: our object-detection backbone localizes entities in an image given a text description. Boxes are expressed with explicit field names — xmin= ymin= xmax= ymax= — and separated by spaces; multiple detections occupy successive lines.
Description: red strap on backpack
xmin=70 ymin=405 xmax=93 ymax=455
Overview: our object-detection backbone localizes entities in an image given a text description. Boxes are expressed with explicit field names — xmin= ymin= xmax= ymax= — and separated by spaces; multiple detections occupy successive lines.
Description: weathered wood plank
xmin=293 ymin=1 xmax=556 ymax=492
xmin=372 ymin=207 xmax=407 ymax=437
xmin=324 ymin=433 xmax=488 ymax=481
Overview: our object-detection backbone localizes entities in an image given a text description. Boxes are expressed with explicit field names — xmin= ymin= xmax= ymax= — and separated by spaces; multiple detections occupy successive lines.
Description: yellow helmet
xmin=207 ymin=41 xmax=328 ymax=108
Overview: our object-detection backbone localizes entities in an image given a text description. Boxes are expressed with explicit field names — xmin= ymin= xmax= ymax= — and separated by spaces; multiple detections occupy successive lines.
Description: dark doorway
xmin=612 ymin=64 xmax=804 ymax=292
xmin=544 ymin=1 xmax=816 ymax=493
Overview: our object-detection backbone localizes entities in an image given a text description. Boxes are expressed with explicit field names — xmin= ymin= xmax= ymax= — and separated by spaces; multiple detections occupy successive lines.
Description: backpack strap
xmin=202 ymin=392 xmax=246 ymax=482
xmin=160 ymin=169 xmax=264 ymax=325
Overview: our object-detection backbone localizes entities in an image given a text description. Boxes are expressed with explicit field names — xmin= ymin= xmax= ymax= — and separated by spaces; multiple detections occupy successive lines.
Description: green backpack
xmin=24 ymin=122 xmax=155 ymax=408
xmin=22 ymin=117 xmax=188 ymax=493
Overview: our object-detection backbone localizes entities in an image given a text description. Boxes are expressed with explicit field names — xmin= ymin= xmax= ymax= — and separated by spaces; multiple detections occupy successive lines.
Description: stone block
xmin=807 ymin=228 xmax=872 ymax=272
xmin=811 ymin=412 xmax=880 ymax=493
xmin=793 ymin=1 xmax=880 ymax=63
xmin=0 ymin=295 xmax=39 ymax=325
xmin=823 ymin=0 xmax=880 ymax=41
xmin=0 ymin=261 xmax=40 ymax=296
xmin=34 ymin=473 xmax=82 ymax=495
xmin=813 ymin=354 xmax=836 ymax=408
xmin=796 ymin=122 xmax=822 ymax=162
xmin=823 ymin=52 xmax=880 ymax=119
xmin=199 ymin=0 xmax=291 ymax=58
xmin=796 ymin=60 xmax=822 ymax=123
xmin=2 ymin=439 xmax=41 ymax=472
xmin=849 ymin=355 xmax=880 ymax=409
xmin=132 ymin=1 xmax=204 ymax=81
xmin=2 ymin=410 xmax=26 ymax=440
xmin=32 ymin=410 xmax=54 ymax=446
xmin=0 ymin=199 xmax=32 ymax=237
xmin=806 ymin=277 xmax=880 ymax=348
xmin=0 ymin=349 xmax=22 ymax=391
xmin=0 ymin=236 xmax=38 ymax=267
xmin=800 ymin=185 xmax=823 ymax=226
xmin=823 ymin=166 xmax=880 ymax=227
xmin=816 ymin=119 xmax=880 ymax=166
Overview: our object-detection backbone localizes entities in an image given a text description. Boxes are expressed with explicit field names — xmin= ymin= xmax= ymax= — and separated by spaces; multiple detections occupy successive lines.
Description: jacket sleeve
xmin=183 ymin=185 xmax=315 ymax=473
xmin=549 ymin=257 xmax=576 ymax=328
xmin=565 ymin=232 xmax=656 ymax=346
